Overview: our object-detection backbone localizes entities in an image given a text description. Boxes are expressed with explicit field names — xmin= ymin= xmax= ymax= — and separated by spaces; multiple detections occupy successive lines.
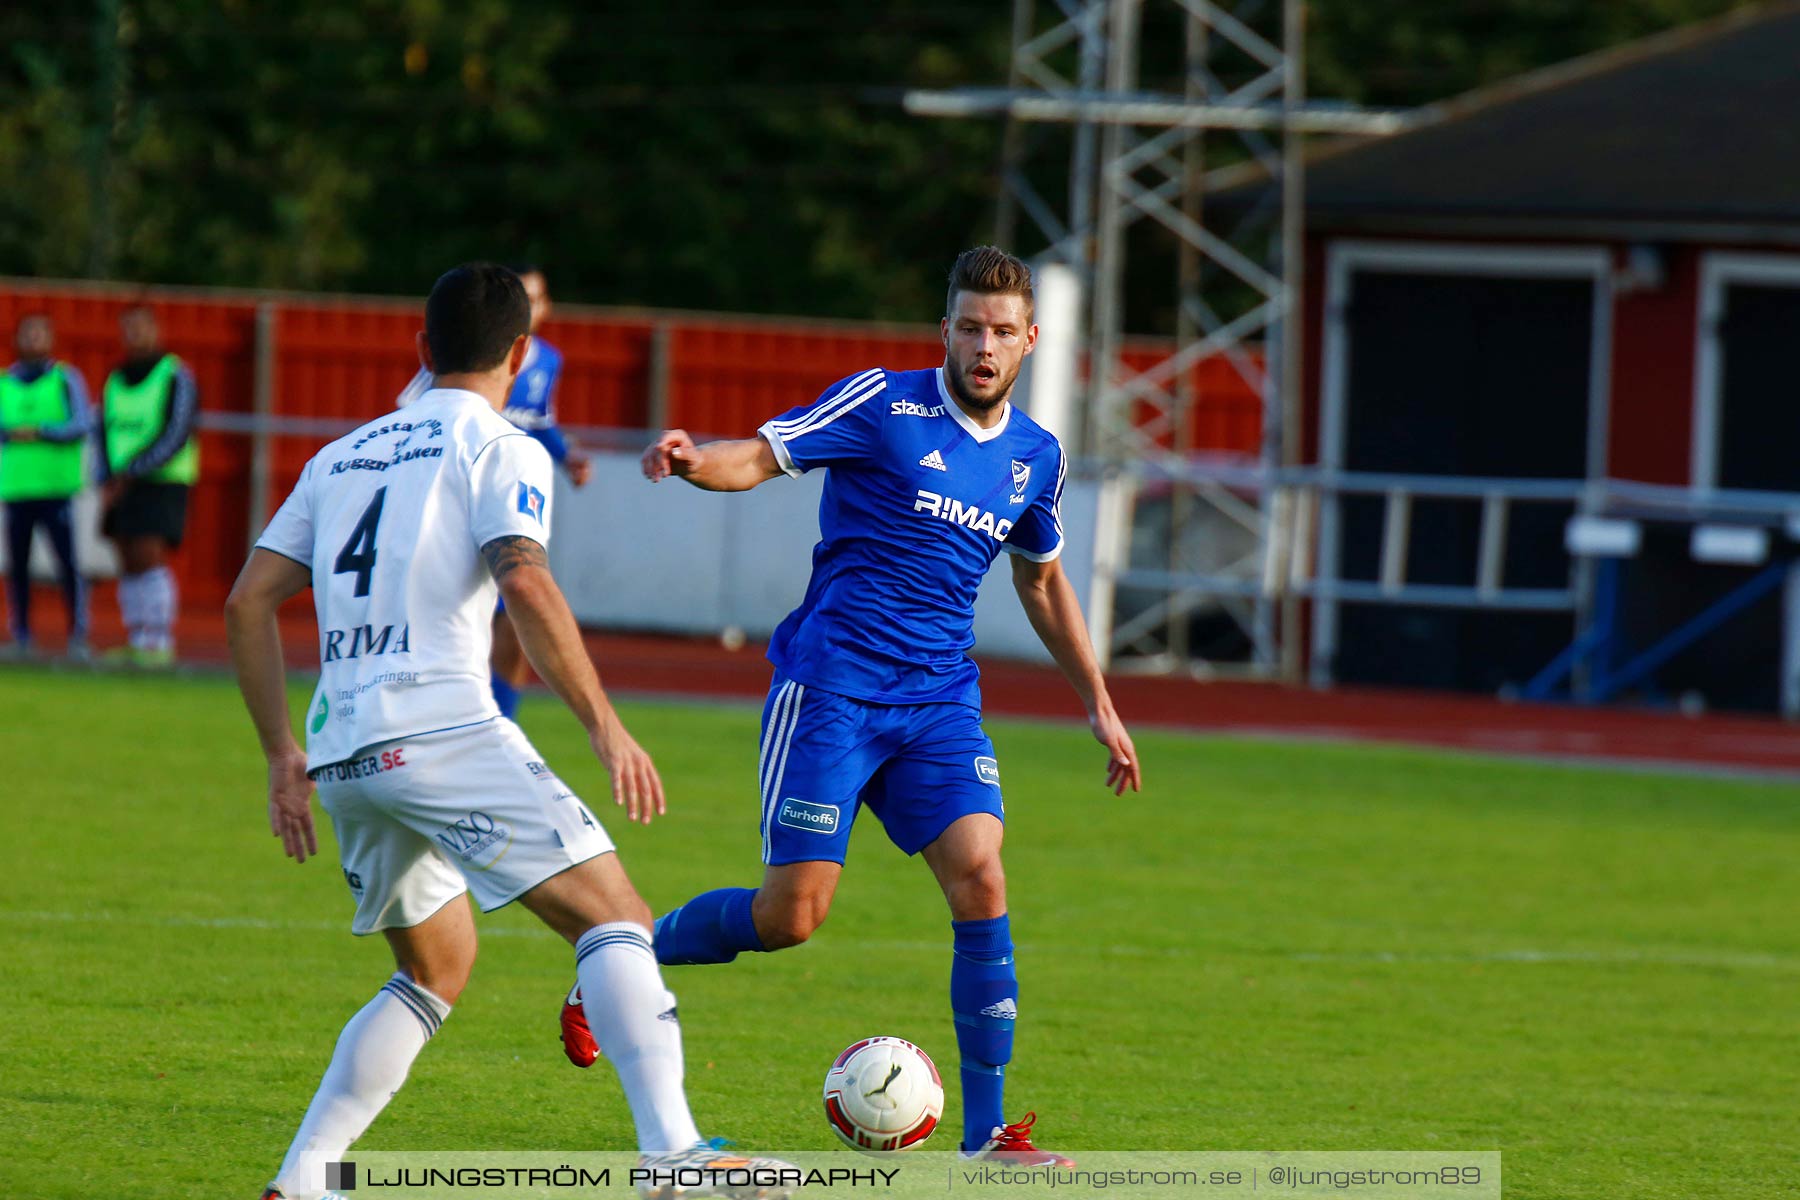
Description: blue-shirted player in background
xmin=399 ymin=263 xmax=591 ymax=717
xmin=561 ymin=247 xmax=1142 ymax=1166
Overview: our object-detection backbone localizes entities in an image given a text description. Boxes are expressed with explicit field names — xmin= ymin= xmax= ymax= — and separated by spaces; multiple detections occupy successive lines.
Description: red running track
xmin=13 ymin=582 xmax=1800 ymax=779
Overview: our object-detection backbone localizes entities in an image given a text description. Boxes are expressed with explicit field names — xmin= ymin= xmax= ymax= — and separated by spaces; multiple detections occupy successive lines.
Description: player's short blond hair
xmin=946 ymin=246 xmax=1034 ymax=323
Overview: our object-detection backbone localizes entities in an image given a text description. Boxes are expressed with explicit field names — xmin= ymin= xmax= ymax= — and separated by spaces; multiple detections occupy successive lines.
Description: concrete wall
xmin=549 ymin=449 xmax=1101 ymax=663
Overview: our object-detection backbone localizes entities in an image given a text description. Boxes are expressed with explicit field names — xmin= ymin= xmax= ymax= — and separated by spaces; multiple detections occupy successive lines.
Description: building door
xmin=1661 ymin=257 xmax=1800 ymax=710
xmin=1318 ymin=246 xmax=1604 ymax=692
xmin=1711 ymin=280 xmax=1800 ymax=492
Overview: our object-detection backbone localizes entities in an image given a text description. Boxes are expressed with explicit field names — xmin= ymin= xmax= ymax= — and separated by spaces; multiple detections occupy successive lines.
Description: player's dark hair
xmin=946 ymin=246 xmax=1034 ymax=322
xmin=425 ymin=262 xmax=530 ymax=374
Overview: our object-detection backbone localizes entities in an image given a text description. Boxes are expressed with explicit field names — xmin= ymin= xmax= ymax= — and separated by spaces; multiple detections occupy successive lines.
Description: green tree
xmin=0 ymin=1 xmax=1767 ymax=321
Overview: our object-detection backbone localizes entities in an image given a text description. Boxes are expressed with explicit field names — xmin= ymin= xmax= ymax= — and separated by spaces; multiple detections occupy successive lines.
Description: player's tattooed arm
xmin=478 ymin=531 xmax=669 ymax=823
xmin=481 ymin=534 xmax=548 ymax=583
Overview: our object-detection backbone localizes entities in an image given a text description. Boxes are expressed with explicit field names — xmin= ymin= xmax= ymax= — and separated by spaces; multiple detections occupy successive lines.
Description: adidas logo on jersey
xmin=919 ymin=449 xmax=948 ymax=471
xmin=979 ymin=998 xmax=1018 ymax=1020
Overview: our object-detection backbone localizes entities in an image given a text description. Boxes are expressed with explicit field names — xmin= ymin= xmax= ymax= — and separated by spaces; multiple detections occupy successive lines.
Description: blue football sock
xmin=653 ymin=888 xmax=766 ymax=965
xmin=951 ymin=914 xmax=1016 ymax=1149
xmin=490 ymin=676 xmax=520 ymax=719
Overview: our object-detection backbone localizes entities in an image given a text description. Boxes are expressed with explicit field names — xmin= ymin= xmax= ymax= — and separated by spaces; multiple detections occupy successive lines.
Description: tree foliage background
xmin=0 ymin=0 xmax=1762 ymax=322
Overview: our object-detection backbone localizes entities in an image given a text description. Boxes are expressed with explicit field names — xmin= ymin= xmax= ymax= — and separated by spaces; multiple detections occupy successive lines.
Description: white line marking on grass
xmin=0 ymin=909 xmax=559 ymax=939
xmin=1286 ymin=948 xmax=1800 ymax=971
xmin=7 ymin=911 xmax=1794 ymax=974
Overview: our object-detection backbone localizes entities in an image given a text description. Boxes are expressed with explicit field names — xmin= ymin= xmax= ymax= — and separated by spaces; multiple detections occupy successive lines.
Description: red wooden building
xmin=1285 ymin=3 xmax=1800 ymax=708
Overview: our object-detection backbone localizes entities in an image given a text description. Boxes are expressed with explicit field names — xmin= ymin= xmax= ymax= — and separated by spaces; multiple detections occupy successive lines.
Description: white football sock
xmin=575 ymin=922 xmax=703 ymax=1153
xmin=144 ymin=565 xmax=176 ymax=651
xmin=117 ymin=572 xmax=146 ymax=648
xmin=272 ymin=973 xmax=450 ymax=1200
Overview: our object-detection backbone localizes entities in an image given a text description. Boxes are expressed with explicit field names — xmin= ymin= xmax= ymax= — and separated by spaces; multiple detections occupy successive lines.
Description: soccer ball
xmin=822 ymin=1036 xmax=944 ymax=1152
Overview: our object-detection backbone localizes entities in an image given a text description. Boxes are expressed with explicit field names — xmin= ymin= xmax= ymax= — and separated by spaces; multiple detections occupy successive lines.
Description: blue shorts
xmin=758 ymin=672 xmax=1004 ymax=866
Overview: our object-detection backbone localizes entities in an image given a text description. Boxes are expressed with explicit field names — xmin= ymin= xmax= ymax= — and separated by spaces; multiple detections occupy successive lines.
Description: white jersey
xmin=256 ymin=388 xmax=555 ymax=769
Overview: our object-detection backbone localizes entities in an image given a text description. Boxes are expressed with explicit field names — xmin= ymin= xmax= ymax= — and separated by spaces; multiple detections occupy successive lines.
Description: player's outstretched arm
xmin=481 ymin=535 xmax=666 ymax=824
xmin=225 ymin=548 xmax=320 ymax=862
xmin=1010 ymin=553 xmax=1142 ymax=795
xmin=641 ymin=428 xmax=782 ymax=492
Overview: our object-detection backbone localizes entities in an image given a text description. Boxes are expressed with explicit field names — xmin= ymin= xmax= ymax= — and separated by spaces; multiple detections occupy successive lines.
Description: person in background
xmin=0 ymin=314 xmax=93 ymax=659
xmin=398 ymin=263 xmax=592 ymax=717
xmin=99 ymin=304 xmax=199 ymax=668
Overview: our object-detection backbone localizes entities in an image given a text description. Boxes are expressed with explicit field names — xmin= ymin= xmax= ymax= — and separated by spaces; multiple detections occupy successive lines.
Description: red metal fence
xmin=0 ymin=277 xmax=1262 ymax=609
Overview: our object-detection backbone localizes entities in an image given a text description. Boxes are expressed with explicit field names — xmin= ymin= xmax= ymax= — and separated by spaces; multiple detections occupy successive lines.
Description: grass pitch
xmin=0 ymin=667 xmax=1794 ymax=1200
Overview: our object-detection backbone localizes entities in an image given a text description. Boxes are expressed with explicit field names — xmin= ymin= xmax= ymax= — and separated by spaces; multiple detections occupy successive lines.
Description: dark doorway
xmin=1332 ymin=269 xmax=1594 ymax=692
xmin=1716 ymin=282 xmax=1800 ymax=492
xmin=1616 ymin=277 xmax=1800 ymax=715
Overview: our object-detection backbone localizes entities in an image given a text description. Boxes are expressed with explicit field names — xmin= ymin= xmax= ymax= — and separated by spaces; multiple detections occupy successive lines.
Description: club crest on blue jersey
xmin=517 ymin=481 xmax=546 ymax=523
xmin=1010 ymin=459 xmax=1030 ymax=503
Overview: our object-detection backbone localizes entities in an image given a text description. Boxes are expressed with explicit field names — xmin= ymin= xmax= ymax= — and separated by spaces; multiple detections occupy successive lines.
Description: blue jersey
xmin=758 ymin=366 xmax=1066 ymax=709
xmin=501 ymin=336 xmax=569 ymax=462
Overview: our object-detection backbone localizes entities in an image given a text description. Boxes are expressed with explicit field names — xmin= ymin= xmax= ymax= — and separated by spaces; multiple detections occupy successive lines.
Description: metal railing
xmin=1102 ymin=462 xmax=1800 ymax=707
xmin=1101 ymin=463 xmax=1591 ymax=676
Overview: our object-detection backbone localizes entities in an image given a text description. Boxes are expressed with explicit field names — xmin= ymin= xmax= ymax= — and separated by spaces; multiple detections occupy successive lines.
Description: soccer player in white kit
xmin=226 ymin=264 xmax=787 ymax=1200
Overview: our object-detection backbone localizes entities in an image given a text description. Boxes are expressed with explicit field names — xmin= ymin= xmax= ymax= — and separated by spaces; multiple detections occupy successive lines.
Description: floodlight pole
xmin=994 ymin=0 xmax=1033 ymax=252
xmin=1086 ymin=0 xmax=1141 ymax=460
xmin=1276 ymin=0 xmax=1307 ymax=680
xmin=908 ymin=0 xmax=1407 ymax=681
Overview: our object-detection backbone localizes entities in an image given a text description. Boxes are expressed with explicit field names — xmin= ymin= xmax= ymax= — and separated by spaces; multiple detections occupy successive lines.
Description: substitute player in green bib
xmin=1 ymin=314 xmax=94 ymax=658
xmin=99 ymin=304 xmax=198 ymax=667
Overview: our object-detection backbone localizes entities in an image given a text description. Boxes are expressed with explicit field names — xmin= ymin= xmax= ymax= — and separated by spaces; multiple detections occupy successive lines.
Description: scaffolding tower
xmin=906 ymin=0 xmax=1407 ymax=679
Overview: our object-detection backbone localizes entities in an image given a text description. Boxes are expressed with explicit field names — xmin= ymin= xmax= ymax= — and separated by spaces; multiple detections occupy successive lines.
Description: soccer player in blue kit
xmin=561 ymin=247 xmax=1142 ymax=1165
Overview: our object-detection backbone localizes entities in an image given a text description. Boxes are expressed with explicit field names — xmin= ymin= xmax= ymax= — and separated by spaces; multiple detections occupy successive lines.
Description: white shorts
xmin=311 ymin=718 xmax=614 ymax=935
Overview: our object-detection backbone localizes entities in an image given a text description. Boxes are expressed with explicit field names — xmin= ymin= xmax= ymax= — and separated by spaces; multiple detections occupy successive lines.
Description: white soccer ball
xmin=822 ymin=1036 xmax=945 ymax=1153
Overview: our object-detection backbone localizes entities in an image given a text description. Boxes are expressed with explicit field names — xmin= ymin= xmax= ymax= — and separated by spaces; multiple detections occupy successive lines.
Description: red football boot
xmin=961 ymin=1111 xmax=1077 ymax=1168
xmin=261 ymin=1183 xmax=350 ymax=1199
xmin=560 ymin=980 xmax=600 ymax=1068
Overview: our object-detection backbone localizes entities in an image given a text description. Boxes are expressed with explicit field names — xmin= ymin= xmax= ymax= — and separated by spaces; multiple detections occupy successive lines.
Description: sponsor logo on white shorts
xmin=436 ymin=810 xmax=514 ymax=870
xmin=974 ymin=756 xmax=1001 ymax=786
xmin=308 ymin=746 xmax=409 ymax=782
xmin=778 ymin=798 xmax=841 ymax=835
